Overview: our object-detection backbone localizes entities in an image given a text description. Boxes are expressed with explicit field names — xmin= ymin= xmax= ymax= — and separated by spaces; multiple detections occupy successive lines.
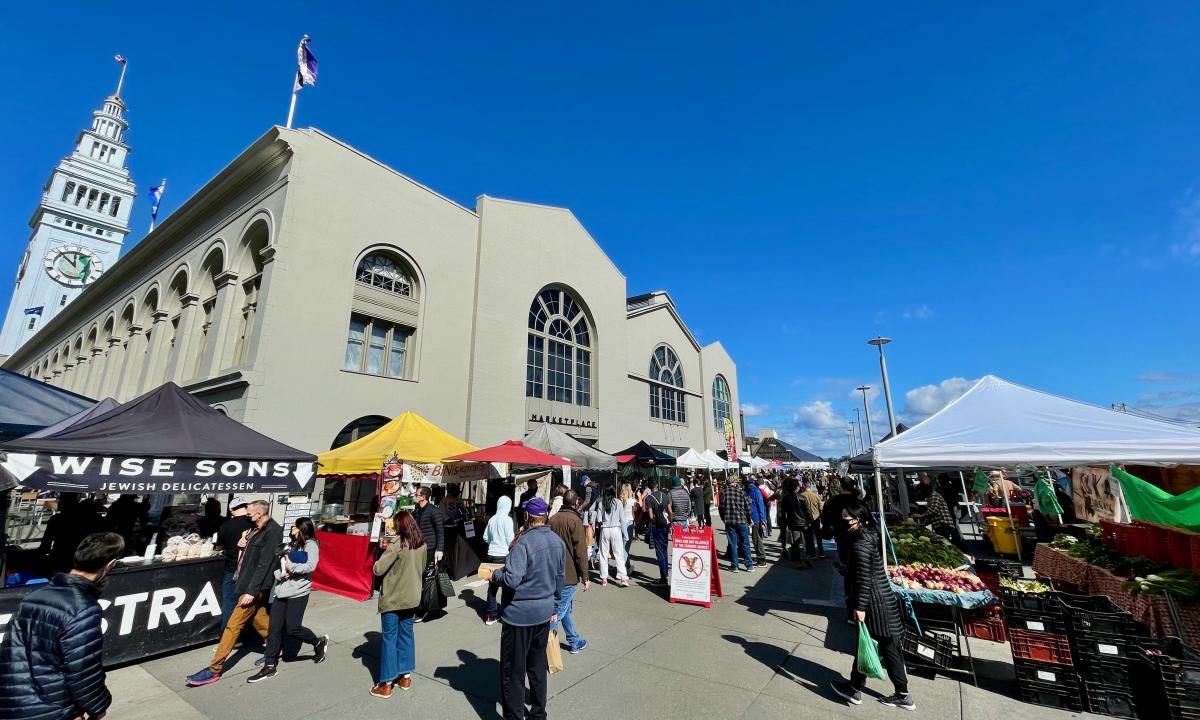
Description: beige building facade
xmin=3 ymin=127 xmax=741 ymax=492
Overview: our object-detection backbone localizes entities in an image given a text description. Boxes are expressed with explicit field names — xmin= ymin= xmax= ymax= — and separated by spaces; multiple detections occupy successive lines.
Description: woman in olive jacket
xmin=830 ymin=501 xmax=915 ymax=711
xmin=370 ymin=510 xmax=428 ymax=699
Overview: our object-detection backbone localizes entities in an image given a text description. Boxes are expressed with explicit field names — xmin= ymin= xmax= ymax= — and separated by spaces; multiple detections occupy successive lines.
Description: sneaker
xmin=617 ymin=578 xmax=629 ymax=588
xmin=186 ymin=668 xmax=221 ymax=687
xmin=831 ymin=681 xmax=862 ymax=705
xmin=879 ymin=694 xmax=915 ymax=711
xmin=599 ymin=579 xmax=608 ymax=587
xmin=484 ymin=614 xmax=497 ymax=626
xmin=414 ymin=614 xmax=424 ymax=624
xmin=730 ymin=568 xmax=740 ymax=573
xmin=246 ymin=665 xmax=277 ymax=684
xmin=370 ymin=682 xmax=393 ymax=699
xmin=654 ymin=577 xmax=669 ymax=585
xmin=570 ymin=639 xmax=589 ymax=654
xmin=744 ymin=566 xmax=755 ymax=573
xmin=314 ymin=635 xmax=329 ymax=664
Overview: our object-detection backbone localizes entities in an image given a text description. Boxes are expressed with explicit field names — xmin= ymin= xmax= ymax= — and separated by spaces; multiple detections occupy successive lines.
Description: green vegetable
xmin=888 ymin=524 xmax=970 ymax=569
xmin=1125 ymin=569 xmax=1200 ymax=601
xmin=1049 ymin=534 xmax=1078 ymax=550
xmin=1000 ymin=576 xmax=1053 ymax=594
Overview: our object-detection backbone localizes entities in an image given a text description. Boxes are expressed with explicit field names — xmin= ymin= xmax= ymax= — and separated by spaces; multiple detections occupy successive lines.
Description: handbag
xmin=420 ymin=560 xmax=446 ymax=613
xmin=437 ymin=563 xmax=455 ymax=601
xmin=856 ymin=622 xmax=886 ymax=680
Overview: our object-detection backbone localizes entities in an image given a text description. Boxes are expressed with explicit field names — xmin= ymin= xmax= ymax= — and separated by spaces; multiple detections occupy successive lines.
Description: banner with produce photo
xmin=1071 ymin=466 xmax=1120 ymax=524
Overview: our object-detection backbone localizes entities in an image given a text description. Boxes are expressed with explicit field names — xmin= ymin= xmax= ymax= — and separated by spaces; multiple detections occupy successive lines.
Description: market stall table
xmin=312 ymin=530 xmax=374 ymax=601
xmin=1033 ymin=544 xmax=1200 ymax=645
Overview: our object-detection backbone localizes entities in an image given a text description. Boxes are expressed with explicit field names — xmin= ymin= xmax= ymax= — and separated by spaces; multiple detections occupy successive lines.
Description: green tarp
xmin=1034 ymin=474 xmax=1063 ymax=515
xmin=1111 ymin=464 xmax=1200 ymax=532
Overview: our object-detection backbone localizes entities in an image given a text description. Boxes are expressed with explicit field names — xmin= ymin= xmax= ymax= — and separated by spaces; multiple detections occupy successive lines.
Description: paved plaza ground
xmin=106 ymin=529 xmax=1100 ymax=720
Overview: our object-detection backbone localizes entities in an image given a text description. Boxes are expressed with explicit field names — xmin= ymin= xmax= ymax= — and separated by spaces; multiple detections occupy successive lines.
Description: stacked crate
xmin=1002 ymin=586 xmax=1082 ymax=711
xmin=1060 ymin=593 xmax=1150 ymax=718
xmin=1133 ymin=638 xmax=1200 ymax=720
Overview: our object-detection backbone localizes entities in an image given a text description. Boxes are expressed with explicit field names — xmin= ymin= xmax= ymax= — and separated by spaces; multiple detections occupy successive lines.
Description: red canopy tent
xmin=446 ymin=440 xmax=579 ymax=467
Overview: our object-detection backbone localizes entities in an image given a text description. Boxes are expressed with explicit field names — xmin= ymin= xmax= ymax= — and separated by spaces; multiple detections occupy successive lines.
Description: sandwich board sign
xmin=669 ymin=526 xmax=723 ymax=608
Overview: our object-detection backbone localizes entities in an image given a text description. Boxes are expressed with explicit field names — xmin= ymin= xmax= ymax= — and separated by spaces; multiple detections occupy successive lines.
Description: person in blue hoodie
xmin=482 ymin=495 xmax=515 ymax=625
xmin=745 ymin=477 xmax=768 ymax=567
xmin=485 ymin=497 xmax=565 ymax=720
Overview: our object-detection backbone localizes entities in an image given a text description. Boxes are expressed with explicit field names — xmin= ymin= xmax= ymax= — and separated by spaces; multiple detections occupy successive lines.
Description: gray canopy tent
xmin=521 ymin=423 xmax=618 ymax=470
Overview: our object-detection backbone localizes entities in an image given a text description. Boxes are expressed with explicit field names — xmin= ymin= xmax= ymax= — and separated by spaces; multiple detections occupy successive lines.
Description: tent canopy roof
xmin=873 ymin=375 xmax=1200 ymax=468
xmin=674 ymin=448 xmax=713 ymax=469
xmin=612 ymin=440 xmax=676 ymax=465
xmin=521 ymin=424 xmax=617 ymax=470
xmin=446 ymin=440 xmax=579 ymax=467
xmin=0 ymin=370 xmax=95 ymax=439
xmin=318 ymin=411 xmax=477 ymax=475
xmin=4 ymin=383 xmax=314 ymax=461
xmin=702 ymin=449 xmax=738 ymax=470
xmin=25 ymin=398 xmax=120 ymax=439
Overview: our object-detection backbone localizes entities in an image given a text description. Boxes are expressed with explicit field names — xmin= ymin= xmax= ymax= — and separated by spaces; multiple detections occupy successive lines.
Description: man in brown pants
xmin=186 ymin=499 xmax=283 ymax=687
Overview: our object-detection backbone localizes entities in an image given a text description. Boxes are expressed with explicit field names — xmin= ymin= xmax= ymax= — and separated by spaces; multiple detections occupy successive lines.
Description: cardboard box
xmin=478 ymin=562 xmax=504 ymax=580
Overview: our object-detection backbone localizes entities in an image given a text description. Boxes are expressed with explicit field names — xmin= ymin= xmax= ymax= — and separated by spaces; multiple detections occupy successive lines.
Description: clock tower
xmin=0 ymin=67 xmax=136 ymax=359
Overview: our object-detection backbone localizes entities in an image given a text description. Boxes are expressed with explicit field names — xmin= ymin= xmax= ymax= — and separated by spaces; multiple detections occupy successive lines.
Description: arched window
xmin=526 ymin=287 xmax=592 ymax=406
xmin=356 ymin=253 xmax=412 ymax=296
xmin=344 ymin=250 xmax=419 ymax=379
xmin=649 ymin=345 xmax=686 ymax=423
xmin=325 ymin=415 xmax=392 ymax=515
xmin=713 ymin=375 xmax=732 ymax=430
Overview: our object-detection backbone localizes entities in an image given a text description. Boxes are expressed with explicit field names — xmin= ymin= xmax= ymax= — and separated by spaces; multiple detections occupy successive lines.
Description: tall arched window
xmin=344 ymin=249 xmax=419 ymax=379
xmin=526 ymin=287 xmax=592 ymax=406
xmin=649 ymin=345 xmax=686 ymax=423
xmin=713 ymin=374 xmax=732 ymax=430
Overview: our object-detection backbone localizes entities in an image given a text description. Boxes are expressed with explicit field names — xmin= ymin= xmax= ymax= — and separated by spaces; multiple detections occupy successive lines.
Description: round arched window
xmin=526 ymin=287 xmax=592 ymax=406
xmin=713 ymin=374 xmax=732 ymax=430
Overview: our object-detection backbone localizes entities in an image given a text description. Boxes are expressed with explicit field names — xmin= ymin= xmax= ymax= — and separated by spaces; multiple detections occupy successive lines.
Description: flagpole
xmin=116 ymin=60 xmax=128 ymax=97
xmin=286 ymin=90 xmax=298 ymax=129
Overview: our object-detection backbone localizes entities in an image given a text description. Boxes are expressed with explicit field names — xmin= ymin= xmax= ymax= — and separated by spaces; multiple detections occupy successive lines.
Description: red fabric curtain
xmin=312 ymin=531 xmax=374 ymax=601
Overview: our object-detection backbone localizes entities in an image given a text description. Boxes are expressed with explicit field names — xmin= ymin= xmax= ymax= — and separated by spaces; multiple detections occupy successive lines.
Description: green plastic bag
xmin=856 ymin=622 xmax=886 ymax=680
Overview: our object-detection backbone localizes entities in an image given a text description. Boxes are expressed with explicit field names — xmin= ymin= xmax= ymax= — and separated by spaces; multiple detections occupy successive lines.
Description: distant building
xmin=0 ymin=78 xmax=135 ymax=358
xmin=752 ymin=432 xmax=825 ymax=463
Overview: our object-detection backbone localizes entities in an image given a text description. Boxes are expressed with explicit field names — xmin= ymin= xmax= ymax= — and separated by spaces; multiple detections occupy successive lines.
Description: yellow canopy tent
xmin=316 ymin=411 xmax=478 ymax=476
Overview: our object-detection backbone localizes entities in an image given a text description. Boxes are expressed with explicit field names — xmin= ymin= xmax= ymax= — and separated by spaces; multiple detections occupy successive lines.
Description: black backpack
xmin=646 ymin=491 xmax=670 ymax=528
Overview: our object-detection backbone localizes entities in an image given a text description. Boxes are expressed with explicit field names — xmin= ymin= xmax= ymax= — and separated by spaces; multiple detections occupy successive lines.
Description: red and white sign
xmin=670 ymin=526 xmax=723 ymax=608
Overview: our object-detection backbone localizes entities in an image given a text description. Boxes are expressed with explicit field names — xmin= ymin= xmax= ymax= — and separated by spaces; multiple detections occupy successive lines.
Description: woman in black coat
xmin=830 ymin=501 xmax=915 ymax=711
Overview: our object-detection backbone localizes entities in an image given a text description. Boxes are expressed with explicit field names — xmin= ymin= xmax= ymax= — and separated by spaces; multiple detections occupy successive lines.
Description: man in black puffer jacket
xmin=0 ymin=531 xmax=125 ymax=720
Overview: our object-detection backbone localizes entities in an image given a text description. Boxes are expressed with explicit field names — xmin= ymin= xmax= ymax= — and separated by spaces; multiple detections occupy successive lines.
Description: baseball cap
xmin=523 ymin=497 xmax=549 ymax=517
xmin=671 ymin=476 xmax=682 ymax=487
xmin=230 ymin=495 xmax=250 ymax=509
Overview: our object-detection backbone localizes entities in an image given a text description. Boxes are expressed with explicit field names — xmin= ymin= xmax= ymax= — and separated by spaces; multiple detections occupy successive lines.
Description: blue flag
xmin=149 ymin=179 xmax=166 ymax=222
xmin=24 ymin=306 xmax=43 ymax=316
xmin=294 ymin=35 xmax=318 ymax=92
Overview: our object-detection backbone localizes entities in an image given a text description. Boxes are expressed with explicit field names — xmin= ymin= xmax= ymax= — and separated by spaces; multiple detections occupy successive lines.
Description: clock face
xmin=44 ymin=244 xmax=103 ymax=287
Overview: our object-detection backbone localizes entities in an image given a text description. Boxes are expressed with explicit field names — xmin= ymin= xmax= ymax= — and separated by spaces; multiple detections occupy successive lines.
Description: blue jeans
xmin=624 ymin=522 xmax=634 ymax=558
xmin=551 ymin=583 xmax=581 ymax=648
xmin=726 ymin=523 xmax=753 ymax=570
xmin=379 ymin=610 xmax=415 ymax=683
xmin=220 ymin=570 xmax=238 ymax=631
xmin=650 ymin=526 xmax=670 ymax=579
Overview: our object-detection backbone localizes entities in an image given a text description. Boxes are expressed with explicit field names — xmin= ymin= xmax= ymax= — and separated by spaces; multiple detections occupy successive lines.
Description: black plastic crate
xmin=1005 ymin=607 xmax=1069 ymax=635
xmin=1019 ymin=681 xmax=1084 ymax=712
xmin=1058 ymin=592 xmax=1122 ymax=614
xmin=902 ymin=628 xmax=957 ymax=669
xmin=1073 ymin=631 xmax=1144 ymax=661
xmin=1068 ymin=610 xmax=1151 ymax=639
xmin=1077 ymin=655 xmax=1136 ymax=688
xmin=1014 ymin=658 xmax=1081 ymax=689
xmin=1143 ymin=638 xmax=1200 ymax=692
xmin=1000 ymin=587 xmax=1063 ymax=616
xmin=1084 ymin=682 xmax=1138 ymax=719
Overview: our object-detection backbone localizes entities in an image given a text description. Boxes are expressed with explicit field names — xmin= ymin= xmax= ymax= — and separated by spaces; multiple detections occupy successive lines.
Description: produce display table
xmin=312 ymin=530 xmax=374 ymax=601
xmin=1032 ymin=544 xmax=1200 ymax=646
xmin=0 ymin=555 xmax=224 ymax=667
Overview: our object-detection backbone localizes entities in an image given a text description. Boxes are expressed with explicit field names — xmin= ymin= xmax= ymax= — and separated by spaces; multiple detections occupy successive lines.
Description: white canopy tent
xmin=873 ymin=375 xmax=1200 ymax=469
xmin=870 ymin=374 xmax=1200 ymax=563
xmin=701 ymin=449 xmax=738 ymax=470
xmin=674 ymin=448 xmax=714 ymax=470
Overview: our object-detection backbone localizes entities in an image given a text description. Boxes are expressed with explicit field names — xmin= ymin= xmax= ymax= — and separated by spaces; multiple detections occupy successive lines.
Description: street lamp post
xmin=856 ymin=386 xmax=875 ymax=447
xmin=868 ymin=336 xmax=909 ymax=516
xmin=852 ymin=407 xmax=866 ymax=454
xmin=848 ymin=423 xmax=858 ymax=456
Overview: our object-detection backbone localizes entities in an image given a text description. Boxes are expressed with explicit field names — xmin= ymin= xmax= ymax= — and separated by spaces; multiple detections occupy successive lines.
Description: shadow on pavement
xmin=433 ymin=648 xmax=501 ymax=720
xmin=351 ymin=631 xmax=381 ymax=683
xmin=722 ymin=633 xmax=854 ymax=704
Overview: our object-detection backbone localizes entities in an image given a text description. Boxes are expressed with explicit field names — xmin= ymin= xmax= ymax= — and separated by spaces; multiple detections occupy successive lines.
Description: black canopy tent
xmin=614 ymin=440 xmax=676 ymax=465
xmin=2 ymin=383 xmax=317 ymax=494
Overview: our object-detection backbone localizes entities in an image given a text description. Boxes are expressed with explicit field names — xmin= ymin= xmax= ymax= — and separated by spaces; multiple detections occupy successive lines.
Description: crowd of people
xmin=1 ymin=468 xmax=924 ymax=719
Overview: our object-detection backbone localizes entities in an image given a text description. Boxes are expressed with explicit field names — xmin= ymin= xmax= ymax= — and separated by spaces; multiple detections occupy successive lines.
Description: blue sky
xmin=3 ymin=3 xmax=1198 ymax=455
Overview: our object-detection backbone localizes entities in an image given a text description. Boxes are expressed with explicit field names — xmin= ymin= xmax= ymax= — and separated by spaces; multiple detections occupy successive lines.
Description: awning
xmin=1 ymin=383 xmax=316 ymax=494
xmin=521 ymin=423 xmax=617 ymax=470
xmin=0 ymin=369 xmax=95 ymax=440
xmin=446 ymin=440 xmax=579 ymax=467
xmin=317 ymin=411 xmax=478 ymax=475
xmin=612 ymin=441 xmax=676 ymax=465
xmin=674 ymin=448 xmax=713 ymax=469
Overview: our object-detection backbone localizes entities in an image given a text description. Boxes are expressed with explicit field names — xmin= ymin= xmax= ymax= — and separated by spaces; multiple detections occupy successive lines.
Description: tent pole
xmin=1000 ymin=468 xmax=1022 ymax=564
xmin=958 ymin=471 xmax=979 ymax=540
xmin=874 ymin=463 xmax=887 ymax=569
